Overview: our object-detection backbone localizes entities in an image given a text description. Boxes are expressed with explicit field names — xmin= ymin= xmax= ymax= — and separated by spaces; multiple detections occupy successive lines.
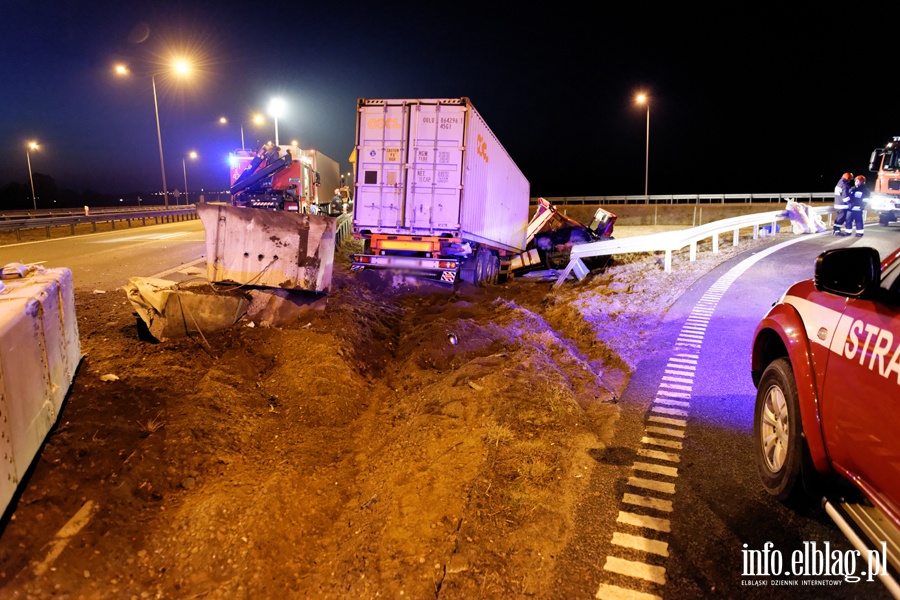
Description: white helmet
xmin=334 ymin=188 xmax=341 ymax=195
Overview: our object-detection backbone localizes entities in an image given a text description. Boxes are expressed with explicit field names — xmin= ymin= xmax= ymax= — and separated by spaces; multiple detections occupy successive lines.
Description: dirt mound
xmin=0 ymin=236 xmax=772 ymax=598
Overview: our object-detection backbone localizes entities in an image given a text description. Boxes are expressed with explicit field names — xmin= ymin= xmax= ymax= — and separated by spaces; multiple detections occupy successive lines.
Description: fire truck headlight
xmin=869 ymin=194 xmax=896 ymax=211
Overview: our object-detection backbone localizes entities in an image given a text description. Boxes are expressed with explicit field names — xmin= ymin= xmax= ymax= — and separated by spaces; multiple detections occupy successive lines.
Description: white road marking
xmin=612 ymin=532 xmax=670 ymax=557
xmin=33 ymin=500 xmax=97 ymax=576
xmin=595 ymin=583 xmax=663 ymax=600
xmin=603 ymin=556 xmax=667 ymax=584
xmin=623 ymin=493 xmax=673 ymax=512
xmin=641 ymin=436 xmax=683 ymax=450
xmin=637 ymin=448 xmax=681 ymax=463
xmin=654 ymin=398 xmax=690 ymax=407
xmin=648 ymin=416 xmax=687 ymax=427
xmin=617 ymin=511 xmax=672 ymax=533
xmin=652 ymin=406 xmax=688 ymax=418
xmin=645 ymin=426 xmax=685 ymax=438
xmin=633 ymin=462 xmax=678 ymax=477
xmin=148 ymin=257 xmax=207 ymax=280
xmin=627 ymin=477 xmax=676 ymax=494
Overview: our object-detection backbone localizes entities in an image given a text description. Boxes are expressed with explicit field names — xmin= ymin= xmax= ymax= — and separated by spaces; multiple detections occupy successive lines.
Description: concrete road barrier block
xmin=197 ymin=203 xmax=335 ymax=293
xmin=0 ymin=265 xmax=81 ymax=516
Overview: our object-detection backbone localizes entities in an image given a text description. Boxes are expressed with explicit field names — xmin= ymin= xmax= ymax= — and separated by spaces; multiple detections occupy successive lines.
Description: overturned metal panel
xmin=124 ymin=277 xmax=249 ymax=342
xmin=245 ymin=288 xmax=328 ymax=328
xmin=197 ymin=203 xmax=335 ymax=293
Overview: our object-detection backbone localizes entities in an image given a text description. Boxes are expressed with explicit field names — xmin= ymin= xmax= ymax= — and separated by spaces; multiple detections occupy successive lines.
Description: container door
xmin=354 ymin=103 xmax=410 ymax=232
xmin=406 ymin=102 xmax=465 ymax=234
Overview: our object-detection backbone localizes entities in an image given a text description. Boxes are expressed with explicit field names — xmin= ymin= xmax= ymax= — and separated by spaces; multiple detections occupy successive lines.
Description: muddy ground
xmin=0 ymin=232 xmax=777 ymax=599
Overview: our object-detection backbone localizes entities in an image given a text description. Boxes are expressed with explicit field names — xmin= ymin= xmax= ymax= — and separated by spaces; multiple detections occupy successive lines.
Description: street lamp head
xmin=252 ymin=113 xmax=265 ymax=125
xmin=636 ymin=93 xmax=648 ymax=106
xmin=188 ymin=151 xmax=198 ymax=159
xmin=27 ymin=141 xmax=39 ymax=151
xmin=268 ymin=97 xmax=286 ymax=118
xmin=114 ymin=64 xmax=130 ymax=76
xmin=219 ymin=116 xmax=227 ymax=124
xmin=173 ymin=59 xmax=190 ymax=76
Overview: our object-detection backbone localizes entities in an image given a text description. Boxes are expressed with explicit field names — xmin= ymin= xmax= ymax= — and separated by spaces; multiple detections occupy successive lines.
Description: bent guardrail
xmin=335 ymin=213 xmax=353 ymax=247
xmin=553 ymin=206 xmax=836 ymax=286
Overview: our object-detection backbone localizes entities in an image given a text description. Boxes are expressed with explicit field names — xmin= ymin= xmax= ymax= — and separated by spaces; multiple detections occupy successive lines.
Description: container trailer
xmin=351 ymin=98 xmax=530 ymax=285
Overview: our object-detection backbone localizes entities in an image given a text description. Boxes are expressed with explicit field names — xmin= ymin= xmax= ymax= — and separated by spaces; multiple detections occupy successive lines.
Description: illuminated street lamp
xmin=115 ymin=60 xmax=191 ymax=208
xmin=26 ymin=141 xmax=39 ymax=210
xmin=268 ymin=98 xmax=285 ymax=146
xmin=182 ymin=151 xmax=197 ymax=205
xmin=635 ymin=93 xmax=650 ymax=199
xmin=221 ymin=114 xmax=265 ymax=150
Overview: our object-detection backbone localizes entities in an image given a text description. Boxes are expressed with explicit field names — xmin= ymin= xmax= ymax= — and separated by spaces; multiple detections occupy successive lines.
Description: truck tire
xmin=488 ymin=253 xmax=500 ymax=285
xmin=474 ymin=247 xmax=499 ymax=287
xmin=880 ymin=212 xmax=891 ymax=227
xmin=753 ymin=358 xmax=809 ymax=502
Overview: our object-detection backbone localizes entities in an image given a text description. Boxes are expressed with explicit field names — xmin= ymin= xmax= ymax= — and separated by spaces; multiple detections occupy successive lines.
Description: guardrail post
xmin=45 ymin=226 xmax=50 ymax=238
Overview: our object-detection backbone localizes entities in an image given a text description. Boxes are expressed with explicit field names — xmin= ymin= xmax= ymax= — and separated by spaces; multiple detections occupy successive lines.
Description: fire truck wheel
xmin=753 ymin=358 xmax=806 ymax=502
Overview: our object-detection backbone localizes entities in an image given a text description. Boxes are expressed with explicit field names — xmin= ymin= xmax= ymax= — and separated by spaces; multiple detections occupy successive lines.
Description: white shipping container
xmin=353 ymin=98 xmax=529 ymax=253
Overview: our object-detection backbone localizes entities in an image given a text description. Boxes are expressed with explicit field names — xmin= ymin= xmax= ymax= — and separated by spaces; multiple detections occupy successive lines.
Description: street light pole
xmin=635 ymin=93 xmax=650 ymax=201
xmin=26 ymin=142 xmax=38 ymax=210
xmin=152 ymin=74 xmax=170 ymax=208
xmin=644 ymin=102 xmax=650 ymax=198
xmin=269 ymin=98 xmax=285 ymax=146
xmin=182 ymin=151 xmax=197 ymax=205
xmin=240 ymin=124 xmax=245 ymax=150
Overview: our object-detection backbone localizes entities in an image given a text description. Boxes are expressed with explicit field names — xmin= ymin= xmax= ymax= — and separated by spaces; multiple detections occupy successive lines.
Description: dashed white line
xmin=622 ymin=493 xmax=674 ymax=512
xmin=627 ymin=477 xmax=676 ymax=494
xmin=603 ymin=556 xmax=667 ymax=584
xmin=612 ymin=532 xmax=670 ymax=557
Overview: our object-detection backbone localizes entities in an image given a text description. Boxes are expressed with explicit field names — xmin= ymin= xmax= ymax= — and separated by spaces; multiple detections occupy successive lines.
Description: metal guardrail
xmin=335 ymin=213 xmax=353 ymax=246
xmin=533 ymin=192 xmax=833 ymax=206
xmin=0 ymin=207 xmax=198 ymax=241
xmin=553 ymin=206 xmax=836 ymax=286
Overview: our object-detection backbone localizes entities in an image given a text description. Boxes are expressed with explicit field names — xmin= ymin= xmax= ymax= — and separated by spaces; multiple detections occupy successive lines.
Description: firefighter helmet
xmin=843 ymin=172 xmax=853 ymax=181
xmin=855 ymin=175 xmax=866 ymax=184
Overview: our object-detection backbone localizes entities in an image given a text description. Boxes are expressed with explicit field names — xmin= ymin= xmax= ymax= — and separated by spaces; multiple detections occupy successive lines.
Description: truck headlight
xmin=868 ymin=194 xmax=897 ymax=211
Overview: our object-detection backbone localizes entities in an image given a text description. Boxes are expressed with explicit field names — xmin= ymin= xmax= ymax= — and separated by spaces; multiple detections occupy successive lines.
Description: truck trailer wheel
xmin=753 ymin=358 xmax=806 ymax=502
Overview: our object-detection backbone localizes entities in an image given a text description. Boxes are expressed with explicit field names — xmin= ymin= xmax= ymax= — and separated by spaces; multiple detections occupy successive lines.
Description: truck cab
xmin=868 ymin=136 xmax=900 ymax=226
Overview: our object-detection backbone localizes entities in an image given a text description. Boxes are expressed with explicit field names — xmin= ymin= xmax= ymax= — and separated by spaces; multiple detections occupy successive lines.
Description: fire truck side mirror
xmin=870 ymin=149 xmax=881 ymax=172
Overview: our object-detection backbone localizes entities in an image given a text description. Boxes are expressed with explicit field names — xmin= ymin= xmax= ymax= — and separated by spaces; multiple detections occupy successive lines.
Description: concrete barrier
xmin=0 ymin=265 xmax=81 ymax=517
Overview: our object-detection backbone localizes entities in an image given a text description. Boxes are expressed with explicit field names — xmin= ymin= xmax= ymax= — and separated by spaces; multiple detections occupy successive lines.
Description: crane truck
xmin=229 ymin=144 xmax=341 ymax=213
xmin=350 ymin=97 xmax=531 ymax=286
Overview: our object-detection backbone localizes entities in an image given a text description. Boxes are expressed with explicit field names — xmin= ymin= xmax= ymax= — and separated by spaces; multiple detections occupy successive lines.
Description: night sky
xmin=2 ymin=2 xmax=895 ymax=205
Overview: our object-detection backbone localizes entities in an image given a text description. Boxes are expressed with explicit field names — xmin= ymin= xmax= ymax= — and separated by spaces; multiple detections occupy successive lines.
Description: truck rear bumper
xmin=351 ymin=254 xmax=459 ymax=284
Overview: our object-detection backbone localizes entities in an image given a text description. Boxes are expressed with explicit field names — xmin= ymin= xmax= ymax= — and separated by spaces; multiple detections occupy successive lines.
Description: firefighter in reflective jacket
xmin=832 ymin=172 xmax=853 ymax=235
xmin=844 ymin=175 xmax=870 ymax=237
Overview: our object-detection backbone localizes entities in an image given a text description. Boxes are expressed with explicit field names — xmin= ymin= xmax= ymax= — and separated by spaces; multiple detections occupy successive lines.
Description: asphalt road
xmin=0 ymin=219 xmax=206 ymax=290
xmin=589 ymin=226 xmax=900 ymax=599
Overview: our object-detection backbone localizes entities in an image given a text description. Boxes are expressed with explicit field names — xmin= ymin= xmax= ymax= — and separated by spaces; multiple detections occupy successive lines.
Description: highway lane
xmin=591 ymin=226 xmax=900 ymax=599
xmin=0 ymin=220 xmax=206 ymax=291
